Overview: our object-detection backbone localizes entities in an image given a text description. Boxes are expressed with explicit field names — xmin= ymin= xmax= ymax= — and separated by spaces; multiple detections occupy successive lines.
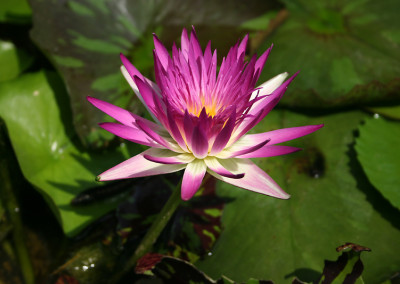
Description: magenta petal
xmin=219 ymin=136 xmax=270 ymax=158
xmin=209 ymin=109 xmax=236 ymax=155
xmin=143 ymin=149 xmax=194 ymax=164
xmin=87 ymin=96 xmax=159 ymax=129
xmin=99 ymin=122 xmax=161 ymax=148
xmin=153 ymin=34 xmax=170 ymax=70
xmin=120 ymin=53 xmax=143 ymax=80
xmin=97 ymin=149 xmax=186 ymax=181
xmin=205 ymin=157 xmax=244 ymax=179
xmin=190 ymin=125 xmax=209 ymax=159
xmin=135 ymin=120 xmax=175 ymax=151
xmin=258 ymin=124 xmax=324 ymax=145
xmin=237 ymin=145 xmax=301 ymax=158
xmin=208 ymin=158 xmax=290 ymax=199
xmin=181 ymin=159 xmax=207 ymax=200
xmin=166 ymin=113 xmax=187 ymax=150
xmin=133 ymin=76 xmax=157 ymax=111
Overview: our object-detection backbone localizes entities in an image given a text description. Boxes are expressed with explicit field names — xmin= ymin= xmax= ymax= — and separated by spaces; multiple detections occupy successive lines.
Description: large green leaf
xmin=257 ymin=0 xmax=400 ymax=108
xmin=29 ymin=0 xmax=280 ymax=145
xmin=0 ymin=71 xmax=140 ymax=236
xmin=356 ymin=117 xmax=400 ymax=210
xmin=197 ymin=110 xmax=400 ymax=283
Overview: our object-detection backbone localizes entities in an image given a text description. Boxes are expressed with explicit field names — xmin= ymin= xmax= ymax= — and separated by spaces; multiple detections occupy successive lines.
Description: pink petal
xmin=166 ymin=109 xmax=187 ymax=150
xmin=87 ymin=96 xmax=159 ymax=129
xmin=209 ymin=109 xmax=236 ymax=155
xmin=143 ymin=149 xmax=194 ymax=164
xmin=217 ymin=136 xmax=271 ymax=159
xmin=231 ymin=72 xmax=298 ymax=142
xmin=207 ymin=158 xmax=290 ymax=199
xmin=120 ymin=53 xmax=143 ymax=80
xmin=237 ymin=145 xmax=301 ymax=158
xmin=97 ymin=149 xmax=186 ymax=181
xmin=249 ymin=72 xmax=297 ymax=116
xmin=181 ymin=159 xmax=207 ymax=200
xmin=153 ymin=34 xmax=170 ymax=70
xmin=136 ymin=120 xmax=182 ymax=152
xmin=237 ymin=34 xmax=248 ymax=58
xmin=205 ymin=157 xmax=244 ymax=179
xmin=245 ymin=124 xmax=324 ymax=145
xmin=189 ymin=125 xmax=209 ymax=159
xmin=249 ymin=72 xmax=288 ymax=102
xmin=133 ymin=76 xmax=158 ymax=112
xmin=99 ymin=122 xmax=161 ymax=148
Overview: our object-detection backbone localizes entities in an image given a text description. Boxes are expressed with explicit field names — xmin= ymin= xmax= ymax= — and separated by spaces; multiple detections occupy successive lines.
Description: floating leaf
xmin=29 ymin=0 xmax=281 ymax=145
xmin=365 ymin=105 xmax=400 ymax=120
xmin=0 ymin=71 xmax=140 ymax=236
xmin=257 ymin=0 xmax=400 ymax=108
xmin=356 ymin=117 xmax=400 ymax=210
xmin=197 ymin=110 xmax=400 ymax=283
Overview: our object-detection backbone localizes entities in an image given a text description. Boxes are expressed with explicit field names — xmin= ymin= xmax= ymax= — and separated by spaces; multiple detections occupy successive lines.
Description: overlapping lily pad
xmin=256 ymin=0 xmax=400 ymax=108
xmin=0 ymin=71 xmax=141 ymax=236
xmin=197 ymin=109 xmax=400 ymax=283
xmin=356 ymin=117 xmax=400 ymax=210
xmin=29 ymin=0 xmax=280 ymax=145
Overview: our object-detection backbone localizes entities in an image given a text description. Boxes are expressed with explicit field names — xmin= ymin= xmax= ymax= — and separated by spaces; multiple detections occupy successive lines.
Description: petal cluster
xmin=88 ymin=27 xmax=323 ymax=200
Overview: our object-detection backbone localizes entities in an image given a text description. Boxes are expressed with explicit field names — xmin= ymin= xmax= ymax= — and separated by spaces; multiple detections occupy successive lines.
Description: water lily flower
xmin=88 ymin=27 xmax=323 ymax=201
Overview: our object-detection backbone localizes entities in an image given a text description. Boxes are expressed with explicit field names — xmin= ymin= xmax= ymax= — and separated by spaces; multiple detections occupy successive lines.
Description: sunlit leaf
xmin=257 ymin=0 xmax=400 ymax=108
xmin=0 ymin=71 xmax=140 ymax=236
xmin=197 ymin=110 xmax=400 ymax=283
xmin=356 ymin=117 xmax=400 ymax=210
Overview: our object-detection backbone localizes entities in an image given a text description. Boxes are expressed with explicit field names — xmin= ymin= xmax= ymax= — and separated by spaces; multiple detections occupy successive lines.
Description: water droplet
xmin=207 ymin=252 xmax=212 ymax=256
xmin=82 ymin=265 xmax=89 ymax=271
xmin=51 ymin=141 xmax=58 ymax=152
xmin=373 ymin=113 xmax=380 ymax=119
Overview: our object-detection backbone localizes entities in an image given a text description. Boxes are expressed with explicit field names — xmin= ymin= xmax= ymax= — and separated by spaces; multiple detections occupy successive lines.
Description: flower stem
xmin=123 ymin=179 xmax=182 ymax=274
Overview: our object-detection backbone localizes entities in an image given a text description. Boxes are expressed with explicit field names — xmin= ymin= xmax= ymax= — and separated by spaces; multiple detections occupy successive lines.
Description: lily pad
xmin=257 ymin=0 xmax=400 ymax=108
xmin=0 ymin=71 xmax=140 ymax=236
xmin=356 ymin=117 xmax=400 ymax=210
xmin=365 ymin=105 xmax=400 ymax=120
xmin=29 ymin=0 xmax=280 ymax=145
xmin=197 ymin=110 xmax=400 ymax=283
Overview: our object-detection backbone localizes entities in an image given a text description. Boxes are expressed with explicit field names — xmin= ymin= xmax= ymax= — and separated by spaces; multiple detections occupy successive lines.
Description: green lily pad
xmin=365 ymin=105 xmax=400 ymax=120
xmin=0 ymin=71 xmax=140 ymax=236
xmin=257 ymin=0 xmax=400 ymax=108
xmin=0 ymin=40 xmax=33 ymax=82
xmin=356 ymin=117 xmax=400 ymax=210
xmin=197 ymin=110 xmax=400 ymax=283
xmin=29 ymin=0 xmax=281 ymax=145
xmin=0 ymin=0 xmax=31 ymax=23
